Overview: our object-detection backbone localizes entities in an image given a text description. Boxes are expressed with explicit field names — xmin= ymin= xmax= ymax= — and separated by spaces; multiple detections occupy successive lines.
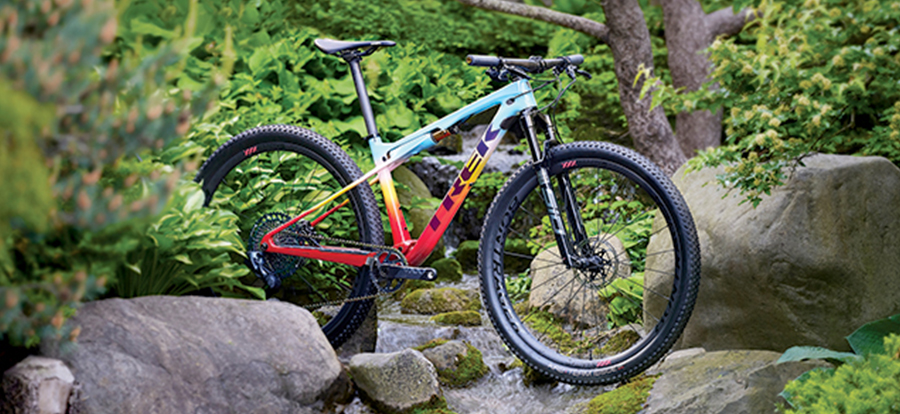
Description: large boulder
xmin=348 ymin=349 xmax=442 ymax=413
xmin=1 ymin=356 xmax=74 ymax=414
xmin=529 ymin=235 xmax=629 ymax=328
xmin=644 ymin=348 xmax=827 ymax=414
xmin=646 ymin=154 xmax=900 ymax=352
xmin=42 ymin=296 xmax=351 ymax=414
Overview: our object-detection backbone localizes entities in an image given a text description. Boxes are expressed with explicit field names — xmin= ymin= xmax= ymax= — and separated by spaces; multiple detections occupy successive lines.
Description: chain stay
xmin=278 ymin=231 xmax=409 ymax=311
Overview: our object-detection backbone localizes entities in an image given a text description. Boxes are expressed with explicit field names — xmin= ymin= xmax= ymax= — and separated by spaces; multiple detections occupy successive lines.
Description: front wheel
xmin=479 ymin=141 xmax=700 ymax=385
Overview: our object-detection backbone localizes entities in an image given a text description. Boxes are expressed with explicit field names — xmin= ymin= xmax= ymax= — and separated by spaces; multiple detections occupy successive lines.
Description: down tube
xmin=406 ymin=98 xmax=536 ymax=266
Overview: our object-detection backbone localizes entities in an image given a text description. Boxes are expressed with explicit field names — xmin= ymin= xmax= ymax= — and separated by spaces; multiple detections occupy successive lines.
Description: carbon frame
xmin=260 ymin=79 xmax=538 ymax=267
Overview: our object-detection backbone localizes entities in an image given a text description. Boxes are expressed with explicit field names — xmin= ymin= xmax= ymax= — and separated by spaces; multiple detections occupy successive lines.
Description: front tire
xmin=195 ymin=124 xmax=383 ymax=348
xmin=479 ymin=141 xmax=700 ymax=385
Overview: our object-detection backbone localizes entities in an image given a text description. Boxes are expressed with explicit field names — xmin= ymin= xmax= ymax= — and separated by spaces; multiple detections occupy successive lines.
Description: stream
xmin=343 ymin=274 xmax=612 ymax=414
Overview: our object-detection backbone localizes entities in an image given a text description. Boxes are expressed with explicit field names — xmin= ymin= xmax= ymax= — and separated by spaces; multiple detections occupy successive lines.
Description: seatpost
xmin=346 ymin=57 xmax=380 ymax=140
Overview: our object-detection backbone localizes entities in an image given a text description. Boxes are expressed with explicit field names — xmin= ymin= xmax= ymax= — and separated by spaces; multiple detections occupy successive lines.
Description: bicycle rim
xmin=480 ymin=142 xmax=699 ymax=384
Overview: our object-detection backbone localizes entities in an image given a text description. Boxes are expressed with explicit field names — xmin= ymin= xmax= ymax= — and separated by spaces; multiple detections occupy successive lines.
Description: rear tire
xmin=479 ymin=141 xmax=700 ymax=385
xmin=195 ymin=124 xmax=383 ymax=348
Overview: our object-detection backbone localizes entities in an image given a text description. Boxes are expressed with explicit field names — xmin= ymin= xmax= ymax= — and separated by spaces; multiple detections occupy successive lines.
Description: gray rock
xmin=348 ymin=349 xmax=441 ymax=413
xmin=529 ymin=235 xmax=629 ymax=328
xmin=420 ymin=341 xmax=470 ymax=372
xmin=336 ymin=304 xmax=377 ymax=363
xmin=646 ymin=154 xmax=900 ymax=352
xmin=1 ymin=356 xmax=74 ymax=414
xmin=644 ymin=349 xmax=827 ymax=414
xmin=42 ymin=296 xmax=350 ymax=414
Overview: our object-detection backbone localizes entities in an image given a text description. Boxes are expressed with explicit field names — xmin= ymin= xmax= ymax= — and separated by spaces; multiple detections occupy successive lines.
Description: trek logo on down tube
xmin=427 ymin=126 xmax=501 ymax=231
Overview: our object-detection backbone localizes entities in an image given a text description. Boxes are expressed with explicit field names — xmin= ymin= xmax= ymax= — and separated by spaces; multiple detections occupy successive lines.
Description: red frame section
xmin=260 ymin=124 xmax=507 ymax=268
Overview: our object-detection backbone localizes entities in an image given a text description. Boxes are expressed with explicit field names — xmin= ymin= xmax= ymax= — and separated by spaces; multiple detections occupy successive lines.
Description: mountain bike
xmin=194 ymin=38 xmax=701 ymax=385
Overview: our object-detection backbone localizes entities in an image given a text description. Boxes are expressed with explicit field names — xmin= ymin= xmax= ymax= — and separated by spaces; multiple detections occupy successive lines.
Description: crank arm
xmin=378 ymin=264 xmax=438 ymax=281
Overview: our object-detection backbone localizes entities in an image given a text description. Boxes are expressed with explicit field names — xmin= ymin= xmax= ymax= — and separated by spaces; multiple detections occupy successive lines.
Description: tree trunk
xmin=601 ymin=0 xmax=686 ymax=175
xmin=661 ymin=0 xmax=757 ymax=158
xmin=455 ymin=0 xmax=754 ymax=175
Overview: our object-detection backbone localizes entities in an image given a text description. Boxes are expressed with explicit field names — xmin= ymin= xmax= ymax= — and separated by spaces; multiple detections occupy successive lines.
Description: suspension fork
xmin=521 ymin=109 xmax=580 ymax=268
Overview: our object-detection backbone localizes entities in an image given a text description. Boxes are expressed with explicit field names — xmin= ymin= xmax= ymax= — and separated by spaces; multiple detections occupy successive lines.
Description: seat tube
xmin=348 ymin=58 xmax=380 ymax=140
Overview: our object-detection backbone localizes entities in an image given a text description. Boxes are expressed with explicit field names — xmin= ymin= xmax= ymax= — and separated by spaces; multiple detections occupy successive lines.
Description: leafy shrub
xmin=777 ymin=313 xmax=900 ymax=412
xmin=1 ymin=0 xmax=211 ymax=347
xmin=671 ymin=0 xmax=900 ymax=206
xmin=778 ymin=334 xmax=900 ymax=413
xmin=112 ymin=182 xmax=260 ymax=299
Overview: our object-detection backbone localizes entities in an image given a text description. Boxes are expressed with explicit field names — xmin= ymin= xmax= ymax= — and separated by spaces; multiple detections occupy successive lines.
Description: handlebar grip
xmin=565 ymin=54 xmax=584 ymax=66
xmin=466 ymin=55 xmax=502 ymax=67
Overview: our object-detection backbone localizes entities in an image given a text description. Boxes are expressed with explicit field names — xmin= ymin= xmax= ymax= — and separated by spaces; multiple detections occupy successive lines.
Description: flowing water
xmin=343 ymin=274 xmax=612 ymax=414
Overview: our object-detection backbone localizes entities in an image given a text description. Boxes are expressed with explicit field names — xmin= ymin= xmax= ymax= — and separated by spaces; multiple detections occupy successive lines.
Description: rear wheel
xmin=479 ymin=141 xmax=700 ymax=385
xmin=195 ymin=124 xmax=383 ymax=348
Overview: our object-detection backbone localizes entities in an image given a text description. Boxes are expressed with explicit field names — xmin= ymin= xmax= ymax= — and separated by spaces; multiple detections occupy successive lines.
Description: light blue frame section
xmin=368 ymin=79 xmax=537 ymax=166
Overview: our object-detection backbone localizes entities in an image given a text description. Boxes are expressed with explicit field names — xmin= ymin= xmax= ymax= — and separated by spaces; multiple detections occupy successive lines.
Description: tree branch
xmin=706 ymin=7 xmax=759 ymax=38
xmin=456 ymin=0 xmax=609 ymax=44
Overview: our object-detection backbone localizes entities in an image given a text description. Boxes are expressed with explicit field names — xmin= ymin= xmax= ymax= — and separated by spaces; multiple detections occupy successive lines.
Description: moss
xmin=522 ymin=310 xmax=597 ymax=356
xmin=452 ymin=240 xmax=480 ymax=273
xmin=414 ymin=340 xmax=489 ymax=388
xmin=430 ymin=310 xmax=482 ymax=326
xmin=585 ymin=375 xmax=658 ymax=414
xmin=601 ymin=330 xmax=641 ymax=355
xmin=436 ymin=342 xmax=489 ymax=388
xmin=312 ymin=311 xmax=331 ymax=326
xmin=413 ymin=338 xmax=450 ymax=352
xmin=392 ymin=279 xmax=436 ymax=301
xmin=431 ymin=258 xmax=463 ymax=282
xmin=522 ymin=363 xmax=557 ymax=386
xmin=503 ymin=238 xmax=532 ymax=274
xmin=400 ymin=287 xmax=479 ymax=314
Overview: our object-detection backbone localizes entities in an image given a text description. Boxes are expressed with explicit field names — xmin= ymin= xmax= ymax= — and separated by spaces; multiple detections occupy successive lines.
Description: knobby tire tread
xmin=195 ymin=124 xmax=384 ymax=349
xmin=478 ymin=141 xmax=701 ymax=385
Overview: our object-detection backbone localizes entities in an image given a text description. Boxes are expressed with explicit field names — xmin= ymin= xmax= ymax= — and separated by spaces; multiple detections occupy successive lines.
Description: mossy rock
xmin=585 ymin=375 xmax=658 ymax=414
xmin=522 ymin=361 xmax=557 ymax=386
xmin=503 ymin=238 xmax=532 ymax=274
xmin=452 ymin=240 xmax=480 ymax=273
xmin=392 ymin=279 xmax=436 ymax=301
xmin=430 ymin=310 xmax=482 ymax=327
xmin=400 ymin=287 xmax=481 ymax=315
xmin=417 ymin=340 xmax=489 ymax=388
xmin=431 ymin=257 xmax=463 ymax=282
xmin=601 ymin=330 xmax=641 ymax=355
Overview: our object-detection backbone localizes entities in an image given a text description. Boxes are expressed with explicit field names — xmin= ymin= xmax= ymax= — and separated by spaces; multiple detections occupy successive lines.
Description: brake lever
xmin=565 ymin=65 xmax=593 ymax=80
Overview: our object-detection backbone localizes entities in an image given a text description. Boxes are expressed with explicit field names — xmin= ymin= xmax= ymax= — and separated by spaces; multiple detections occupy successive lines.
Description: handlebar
xmin=465 ymin=54 xmax=584 ymax=73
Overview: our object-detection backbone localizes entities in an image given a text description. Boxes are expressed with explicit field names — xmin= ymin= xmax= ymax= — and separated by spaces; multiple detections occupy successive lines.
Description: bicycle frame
xmin=260 ymin=79 xmax=538 ymax=267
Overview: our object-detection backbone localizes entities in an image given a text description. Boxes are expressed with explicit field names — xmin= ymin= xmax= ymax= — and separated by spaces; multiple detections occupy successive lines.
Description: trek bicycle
xmin=195 ymin=38 xmax=701 ymax=385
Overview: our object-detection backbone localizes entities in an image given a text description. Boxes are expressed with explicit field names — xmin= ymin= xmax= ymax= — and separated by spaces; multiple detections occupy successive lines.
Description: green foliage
xmin=585 ymin=374 xmax=658 ymax=414
xmin=778 ymin=313 xmax=900 ymax=365
xmin=291 ymin=0 xmax=555 ymax=58
xmin=599 ymin=274 xmax=644 ymax=329
xmin=1 ymin=0 xmax=212 ymax=347
xmin=674 ymin=0 xmax=900 ymax=206
xmin=777 ymin=335 xmax=900 ymax=413
xmin=505 ymin=271 xmax=532 ymax=303
xmin=113 ymin=182 xmax=260 ymax=299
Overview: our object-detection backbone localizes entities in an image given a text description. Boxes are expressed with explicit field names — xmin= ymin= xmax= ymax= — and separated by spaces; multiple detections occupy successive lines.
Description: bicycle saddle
xmin=314 ymin=39 xmax=396 ymax=55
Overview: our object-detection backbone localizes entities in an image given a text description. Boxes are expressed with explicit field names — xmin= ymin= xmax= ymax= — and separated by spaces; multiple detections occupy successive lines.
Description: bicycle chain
xmin=275 ymin=230 xmax=408 ymax=311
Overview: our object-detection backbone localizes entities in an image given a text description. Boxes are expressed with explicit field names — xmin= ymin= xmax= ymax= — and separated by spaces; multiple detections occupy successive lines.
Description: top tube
xmin=368 ymin=79 xmax=537 ymax=166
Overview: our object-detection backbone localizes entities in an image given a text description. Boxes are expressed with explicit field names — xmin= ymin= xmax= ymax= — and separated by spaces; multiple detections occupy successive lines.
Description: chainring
xmin=247 ymin=213 xmax=317 ymax=285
